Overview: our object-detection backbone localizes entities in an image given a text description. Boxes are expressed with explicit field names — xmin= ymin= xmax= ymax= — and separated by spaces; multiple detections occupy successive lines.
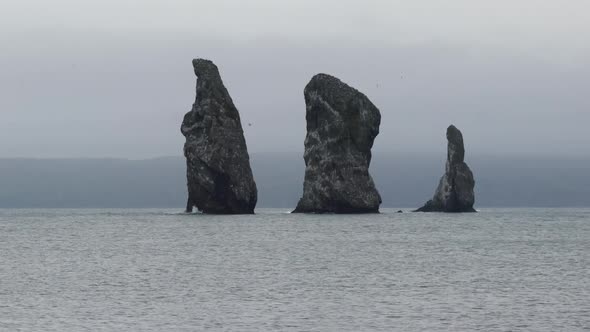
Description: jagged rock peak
xmin=447 ymin=125 xmax=465 ymax=165
xmin=415 ymin=125 xmax=476 ymax=213
xmin=181 ymin=58 xmax=257 ymax=214
xmin=293 ymin=73 xmax=382 ymax=214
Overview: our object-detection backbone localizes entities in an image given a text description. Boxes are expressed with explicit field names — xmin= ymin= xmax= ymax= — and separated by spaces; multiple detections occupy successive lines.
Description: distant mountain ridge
xmin=0 ymin=153 xmax=589 ymax=208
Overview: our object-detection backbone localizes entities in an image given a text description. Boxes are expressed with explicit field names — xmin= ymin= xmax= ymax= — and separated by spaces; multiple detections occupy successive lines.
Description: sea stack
xmin=293 ymin=74 xmax=382 ymax=213
xmin=181 ymin=59 xmax=257 ymax=214
xmin=416 ymin=125 xmax=476 ymax=212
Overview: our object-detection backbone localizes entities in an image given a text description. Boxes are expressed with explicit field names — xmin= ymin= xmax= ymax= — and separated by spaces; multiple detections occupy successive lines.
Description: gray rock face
xmin=416 ymin=125 xmax=476 ymax=212
xmin=181 ymin=59 xmax=257 ymax=214
xmin=293 ymin=74 xmax=382 ymax=213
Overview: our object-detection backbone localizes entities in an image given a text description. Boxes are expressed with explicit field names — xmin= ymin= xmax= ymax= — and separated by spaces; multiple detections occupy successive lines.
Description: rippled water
xmin=0 ymin=208 xmax=589 ymax=331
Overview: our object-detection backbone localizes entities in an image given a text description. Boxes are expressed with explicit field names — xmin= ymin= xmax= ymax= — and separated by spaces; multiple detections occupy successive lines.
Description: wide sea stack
xmin=181 ymin=59 xmax=257 ymax=214
xmin=416 ymin=125 xmax=476 ymax=212
xmin=293 ymin=74 xmax=382 ymax=213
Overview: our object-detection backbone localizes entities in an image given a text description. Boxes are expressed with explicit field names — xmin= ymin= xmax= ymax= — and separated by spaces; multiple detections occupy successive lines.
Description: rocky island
xmin=415 ymin=125 xmax=476 ymax=212
xmin=293 ymin=74 xmax=382 ymax=213
xmin=181 ymin=59 xmax=257 ymax=214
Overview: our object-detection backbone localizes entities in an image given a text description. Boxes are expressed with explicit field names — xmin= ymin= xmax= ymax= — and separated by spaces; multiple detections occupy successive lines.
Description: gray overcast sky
xmin=1 ymin=0 xmax=589 ymax=158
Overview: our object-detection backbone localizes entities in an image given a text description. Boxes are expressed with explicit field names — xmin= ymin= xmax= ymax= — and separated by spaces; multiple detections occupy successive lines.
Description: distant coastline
xmin=1 ymin=153 xmax=589 ymax=209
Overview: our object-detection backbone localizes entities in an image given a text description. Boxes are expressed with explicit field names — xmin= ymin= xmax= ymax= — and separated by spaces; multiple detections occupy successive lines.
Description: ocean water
xmin=0 ymin=208 xmax=588 ymax=331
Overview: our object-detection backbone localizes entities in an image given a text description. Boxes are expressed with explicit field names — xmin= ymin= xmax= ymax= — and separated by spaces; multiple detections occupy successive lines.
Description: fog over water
xmin=2 ymin=154 xmax=589 ymax=208
xmin=1 ymin=3 xmax=590 ymax=331
xmin=1 ymin=1 xmax=589 ymax=159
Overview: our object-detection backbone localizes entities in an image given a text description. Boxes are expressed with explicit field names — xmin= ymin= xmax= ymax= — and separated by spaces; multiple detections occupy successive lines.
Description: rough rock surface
xmin=293 ymin=74 xmax=382 ymax=213
xmin=416 ymin=125 xmax=476 ymax=212
xmin=181 ymin=59 xmax=257 ymax=214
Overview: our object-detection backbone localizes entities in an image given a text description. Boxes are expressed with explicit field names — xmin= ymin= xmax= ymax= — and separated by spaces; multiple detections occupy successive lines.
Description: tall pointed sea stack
xmin=293 ymin=74 xmax=382 ymax=213
xmin=181 ymin=59 xmax=257 ymax=214
xmin=416 ymin=125 xmax=476 ymax=212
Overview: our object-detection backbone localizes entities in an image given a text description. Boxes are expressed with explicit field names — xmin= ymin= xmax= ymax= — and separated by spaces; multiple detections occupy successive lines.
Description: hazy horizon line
xmin=1 ymin=151 xmax=589 ymax=161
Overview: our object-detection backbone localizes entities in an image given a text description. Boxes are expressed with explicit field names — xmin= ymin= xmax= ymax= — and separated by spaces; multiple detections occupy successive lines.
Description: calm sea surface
xmin=0 ymin=208 xmax=588 ymax=331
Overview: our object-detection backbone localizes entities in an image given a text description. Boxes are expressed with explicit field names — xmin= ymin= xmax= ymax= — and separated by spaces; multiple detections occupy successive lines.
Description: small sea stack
xmin=415 ymin=125 xmax=476 ymax=212
xmin=293 ymin=74 xmax=382 ymax=213
xmin=181 ymin=59 xmax=257 ymax=214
